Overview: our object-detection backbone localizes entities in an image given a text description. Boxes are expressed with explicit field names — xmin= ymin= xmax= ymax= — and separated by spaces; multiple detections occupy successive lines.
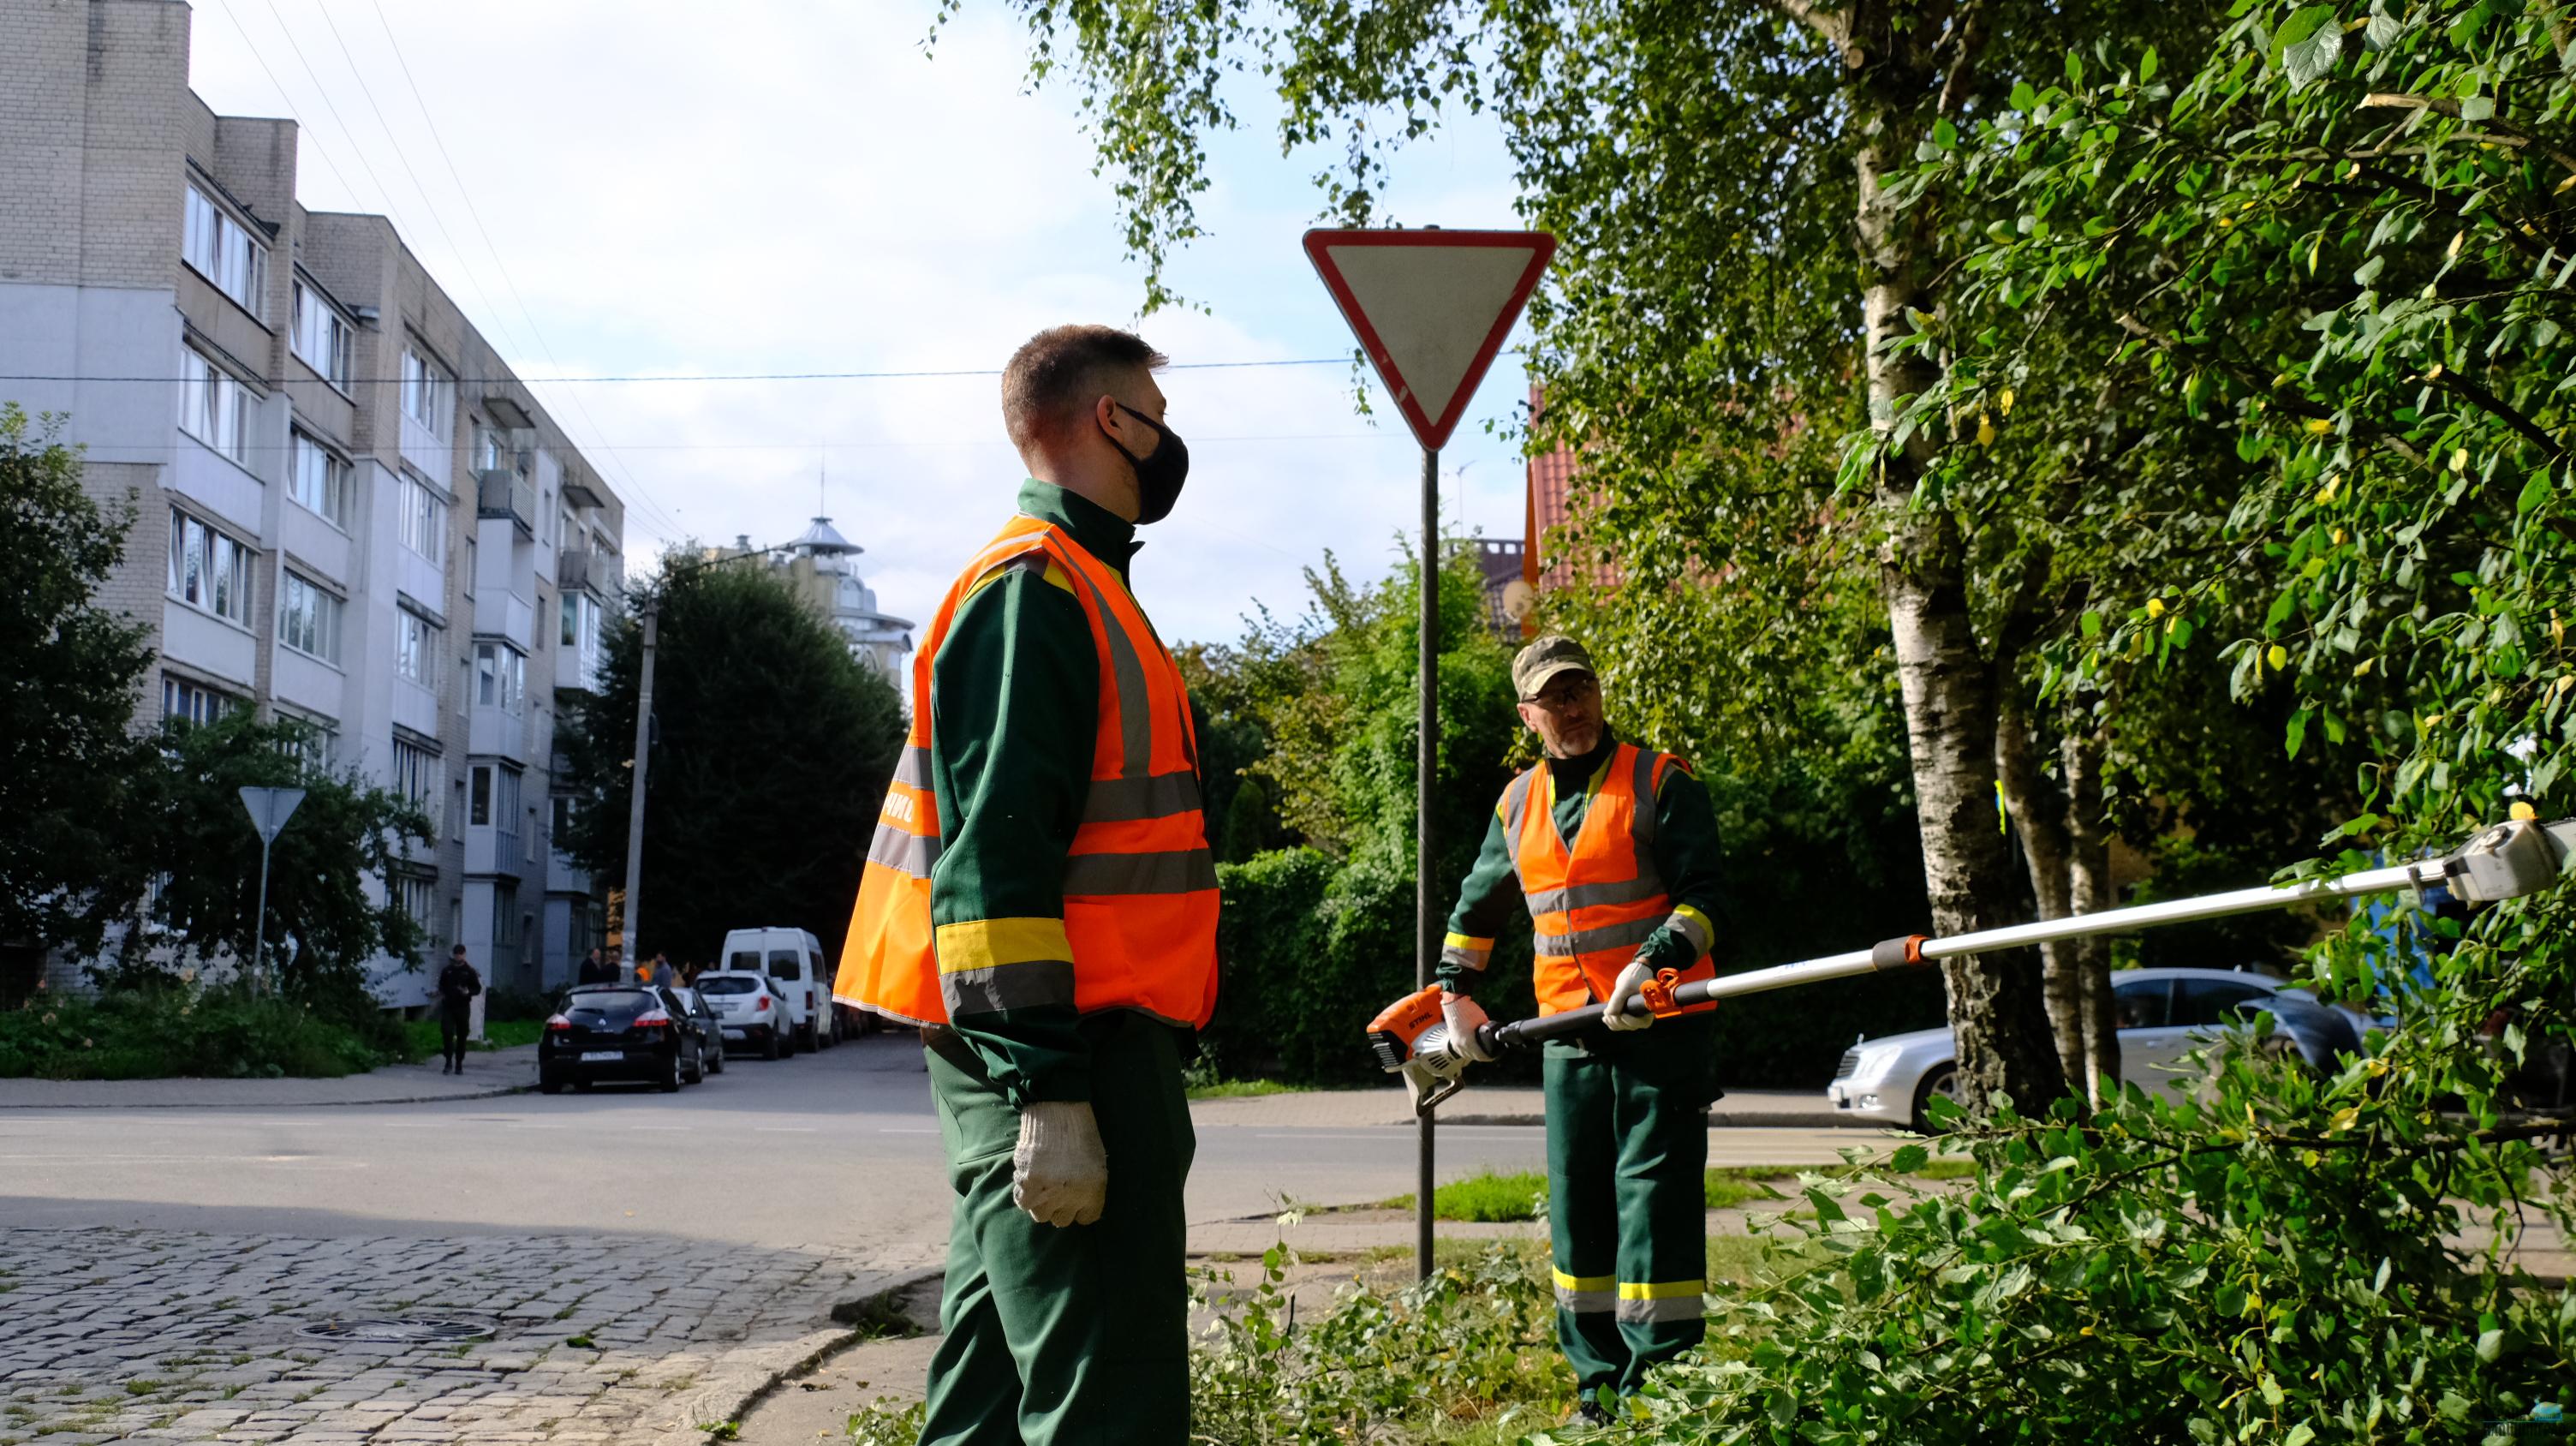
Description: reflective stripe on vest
xmin=833 ymin=513 xmax=1219 ymax=1030
xmin=1510 ymin=742 xmax=1716 ymax=1017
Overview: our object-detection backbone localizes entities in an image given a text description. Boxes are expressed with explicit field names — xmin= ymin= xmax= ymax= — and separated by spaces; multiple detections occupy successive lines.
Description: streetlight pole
xmin=619 ymin=601 xmax=659 ymax=981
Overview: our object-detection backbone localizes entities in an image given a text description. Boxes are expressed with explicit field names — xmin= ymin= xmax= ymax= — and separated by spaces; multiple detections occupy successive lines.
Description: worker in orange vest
xmin=836 ymin=324 xmax=1215 ymax=1444
xmin=1432 ymin=635 xmax=1725 ymax=1424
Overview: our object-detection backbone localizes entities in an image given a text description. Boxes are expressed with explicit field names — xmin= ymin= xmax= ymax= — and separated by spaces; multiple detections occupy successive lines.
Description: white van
xmin=718 ymin=927 xmax=838 ymax=1052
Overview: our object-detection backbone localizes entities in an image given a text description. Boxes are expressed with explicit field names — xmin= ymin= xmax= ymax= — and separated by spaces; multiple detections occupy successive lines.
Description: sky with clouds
xmin=183 ymin=0 xmax=1537 ymax=650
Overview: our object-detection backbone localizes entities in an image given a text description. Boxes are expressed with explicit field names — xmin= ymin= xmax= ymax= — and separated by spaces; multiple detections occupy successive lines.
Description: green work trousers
xmin=920 ymin=1010 xmax=1196 ymax=1446
xmin=1543 ymin=1015 xmax=1717 ymax=1401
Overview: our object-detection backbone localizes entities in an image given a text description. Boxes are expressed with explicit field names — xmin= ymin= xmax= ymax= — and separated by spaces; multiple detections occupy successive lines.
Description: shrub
xmin=0 ymin=984 xmax=402 ymax=1079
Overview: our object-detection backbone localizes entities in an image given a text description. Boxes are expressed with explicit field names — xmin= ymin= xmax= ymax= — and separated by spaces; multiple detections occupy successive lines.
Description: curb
xmin=0 ymin=1077 xmax=536 ymax=1110
xmin=651 ymin=1267 xmax=944 ymax=1446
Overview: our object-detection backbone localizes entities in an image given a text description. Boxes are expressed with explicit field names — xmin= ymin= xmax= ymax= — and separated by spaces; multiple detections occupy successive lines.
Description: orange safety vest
xmin=1506 ymin=742 xmax=1716 ymax=1017
xmin=833 ymin=512 xmax=1220 ymax=1031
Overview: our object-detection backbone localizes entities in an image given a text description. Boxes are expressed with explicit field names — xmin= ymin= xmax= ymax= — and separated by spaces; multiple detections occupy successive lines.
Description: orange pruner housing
xmin=1637 ymin=967 xmax=1687 ymax=1017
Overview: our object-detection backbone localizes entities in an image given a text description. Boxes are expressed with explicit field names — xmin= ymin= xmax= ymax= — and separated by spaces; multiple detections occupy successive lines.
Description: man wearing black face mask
xmin=835 ymin=324 xmax=1214 ymax=1444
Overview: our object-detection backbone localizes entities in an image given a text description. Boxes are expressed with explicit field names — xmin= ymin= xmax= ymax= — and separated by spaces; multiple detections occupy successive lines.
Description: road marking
xmin=628 ymin=1125 xmax=690 ymax=1132
xmin=754 ymin=1126 xmax=817 ymax=1133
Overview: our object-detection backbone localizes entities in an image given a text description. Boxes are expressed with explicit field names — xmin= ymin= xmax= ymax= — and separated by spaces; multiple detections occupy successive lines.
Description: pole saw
xmin=1368 ymin=815 xmax=2576 ymax=1116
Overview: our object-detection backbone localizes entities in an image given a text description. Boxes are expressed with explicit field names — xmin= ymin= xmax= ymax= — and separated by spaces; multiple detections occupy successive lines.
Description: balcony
xmin=476 ymin=469 xmax=536 ymax=534
xmin=558 ymin=547 xmax=613 ymax=597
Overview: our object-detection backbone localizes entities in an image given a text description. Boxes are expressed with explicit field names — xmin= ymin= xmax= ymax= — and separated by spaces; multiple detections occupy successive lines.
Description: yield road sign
xmin=238 ymin=786 xmax=305 ymax=845
xmin=1300 ymin=228 xmax=1555 ymax=451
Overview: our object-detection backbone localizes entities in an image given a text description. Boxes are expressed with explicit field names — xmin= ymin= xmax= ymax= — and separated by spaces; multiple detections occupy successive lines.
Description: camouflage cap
xmin=1512 ymin=635 xmax=1596 ymax=702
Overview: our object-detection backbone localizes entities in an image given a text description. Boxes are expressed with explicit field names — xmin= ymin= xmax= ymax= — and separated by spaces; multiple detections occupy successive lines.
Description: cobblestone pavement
xmin=0 ymin=1229 xmax=933 ymax=1446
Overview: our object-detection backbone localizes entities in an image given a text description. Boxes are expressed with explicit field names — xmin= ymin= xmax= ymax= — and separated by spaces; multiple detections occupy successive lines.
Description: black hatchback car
xmin=539 ymin=984 xmax=711 ymax=1093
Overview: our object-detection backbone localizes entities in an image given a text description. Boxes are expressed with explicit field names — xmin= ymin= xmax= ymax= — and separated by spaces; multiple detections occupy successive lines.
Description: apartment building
xmin=0 ymin=0 xmax=624 ymax=1006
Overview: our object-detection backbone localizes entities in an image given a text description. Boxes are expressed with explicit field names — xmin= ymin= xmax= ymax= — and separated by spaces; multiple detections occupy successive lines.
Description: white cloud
xmin=188 ymin=0 xmax=1538 ymax=646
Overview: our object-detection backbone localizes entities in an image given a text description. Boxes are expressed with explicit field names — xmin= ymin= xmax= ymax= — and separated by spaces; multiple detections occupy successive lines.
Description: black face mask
xmin=1101 ymin=401 xmax=1190 ymax=525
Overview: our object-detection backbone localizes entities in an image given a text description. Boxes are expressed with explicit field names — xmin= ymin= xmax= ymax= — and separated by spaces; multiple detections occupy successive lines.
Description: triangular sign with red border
xmin=1301 ymin=228 xmax=1556 ymax=452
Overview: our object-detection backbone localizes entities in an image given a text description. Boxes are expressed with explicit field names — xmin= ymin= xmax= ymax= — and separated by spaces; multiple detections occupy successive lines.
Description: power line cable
xmin=0 ymin=357 xmax=1354 ymax=385
xmin=283 ymin=0 xmax=682 ymax=541
xmin=201 ymin=1 xmax=372 ymax=215
xmin=347 ymin=0 xmax=686 ymax=541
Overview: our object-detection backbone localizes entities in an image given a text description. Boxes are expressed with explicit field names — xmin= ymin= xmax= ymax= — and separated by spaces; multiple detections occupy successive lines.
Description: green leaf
xmin=2459 ymin=94 xmax=2494 ymax=122
xmin=2139 ymin=46 xmax=2159 ymax=82
xmin=2284 ymin=1424 xmax=2317 ymax=1446
xmin=2287 ymin=709 xmax=2311 ymax=759
xmin=2080 ymin=610 xmax=2103 ymax=638
xmin=2476 ymin=1328 xmax=2503 ymax=1361
xmin=2011 ymin=80 xmax=2039 ymax=112
xmin=2519 ymin=469 xmax=2555 ymax=514
xmin=2277 ymin=6 xmax=2345 ymax=88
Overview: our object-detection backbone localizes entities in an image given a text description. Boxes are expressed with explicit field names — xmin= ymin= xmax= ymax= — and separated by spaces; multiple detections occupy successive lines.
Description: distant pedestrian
xmin=577 ymin=946 xmax=613 ymax=986
xmin=437 ymin=945 xmax=483 ymax=1076
xmin=605 ymin=945 xmax=625 ymax=982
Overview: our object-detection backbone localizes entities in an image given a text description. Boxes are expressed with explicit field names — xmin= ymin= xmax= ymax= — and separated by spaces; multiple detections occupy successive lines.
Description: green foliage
xmin=0 ymin=985 xmax=402 ymax=1079
xmin=558 ymin=559 xmax=906 ymax=965
xmin=82 ymin=711 xmax=431 ymax=999
xmin=1430 ymin=1171 xmax=1552 ymax=1224
xmin=1197 ymin=546 xmax=1530 ymax=1084
xmin=1638 ymin=1042 xmax=2573 ymax=1444
xmin=0 ymin=404 xmax=156 ymax=958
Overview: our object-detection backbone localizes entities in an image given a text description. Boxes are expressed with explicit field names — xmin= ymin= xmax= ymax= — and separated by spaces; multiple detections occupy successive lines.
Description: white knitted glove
xmin=1442 ymin=991 xmax=1497 ymax=1062
xmin=1012 ymin=1100 xmax=1108 ymax=1228
xmin=1601 ymin=958 xmax=1658 ymax=1031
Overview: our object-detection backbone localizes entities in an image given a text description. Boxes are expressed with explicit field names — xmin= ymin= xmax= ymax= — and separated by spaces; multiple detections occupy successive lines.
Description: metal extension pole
xmin=1500 ymin=857 xmax=2452 ymax=1046
xmin=1416 ymin=445 xmax=1440 ymax=1282
xmin=619 ymin=603 xmax=660 ymax=982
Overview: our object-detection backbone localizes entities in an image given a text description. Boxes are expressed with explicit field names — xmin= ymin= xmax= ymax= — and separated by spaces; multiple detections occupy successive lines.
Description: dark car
xmin=670 ymin=986 xmax=727 ymax=1077
xmin=539 ymin=984 xmax=708 ymax=1093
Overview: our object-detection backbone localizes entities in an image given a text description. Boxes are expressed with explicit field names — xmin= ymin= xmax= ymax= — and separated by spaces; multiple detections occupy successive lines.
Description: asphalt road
xmin=0 ymin=1032 xmax=1867 ymax=1250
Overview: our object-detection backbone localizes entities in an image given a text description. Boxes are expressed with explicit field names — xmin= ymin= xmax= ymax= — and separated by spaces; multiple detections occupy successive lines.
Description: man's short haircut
xmin=450 ymin=943 xmax=468 ymax=957
xmin=1000 ymin=325 xmax=1167 ymax=454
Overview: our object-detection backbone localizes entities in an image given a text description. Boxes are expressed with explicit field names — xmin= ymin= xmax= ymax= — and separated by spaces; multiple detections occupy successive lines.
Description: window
xmin=474 ymin=642 xmax=527 ymax=716
xmin=401 ymin=347 xmax=452 ymax=438
xmin=2174 ymin=978 xmax=2273 ymax=1030
xmin=397 ymin=609 xmax=438 ymax=685
xmin=277 ymin=718 xmax=336 ymax=767
xmin=160 ymin=675 xmax=237 ymax=727
xmin=166 ymin=507 xmax=253 ymax=624
xmin=474 ymin=427 xmax=514 ymax=475
xmin=287 ymin=433 xmax=349 ymax=526
xmin=494 ymin=882 xmax=522 ymax=947
xmin=178 ymin=349 xmax=252 ymax=463
xmin=468 ymin=764 xmax=492 ymax=827
xmin=2112 ymin=979 xmax=2174 ymax=1031
xmin=395 ymin=873 xmax=438 ymax=937
xmin=768 ymin=949 xmax=805 ymax=981
xmin=392 ymin=738 xmax=444 ymax=836
xmin=398 ymin=475 xmax=445 ymax=564
xmin=560 ymin=593 xmax=579 ymax=647
xmin=290 ymin=282 xmax=352 ymax=389
xmin=182 ymin=182 xmax=267 ymax=316
xmin=277 ymin=571 xmax=343 ymax=663
xmin=549 ymin=794 xmax=575 ymax=844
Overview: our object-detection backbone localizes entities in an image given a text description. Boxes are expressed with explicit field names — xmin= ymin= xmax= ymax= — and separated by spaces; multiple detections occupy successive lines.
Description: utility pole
xmin=619 ymin=602 xmax=659 ymax=982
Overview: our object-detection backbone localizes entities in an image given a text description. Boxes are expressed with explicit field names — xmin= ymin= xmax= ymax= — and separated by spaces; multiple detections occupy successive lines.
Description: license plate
xmin=580 ymin=1050 xmax=622 ymax=1062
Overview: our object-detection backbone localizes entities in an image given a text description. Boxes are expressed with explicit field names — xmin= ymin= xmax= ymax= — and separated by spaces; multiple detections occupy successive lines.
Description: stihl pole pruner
xmin=1369 ymin=816 xmax=2576 ymax=1115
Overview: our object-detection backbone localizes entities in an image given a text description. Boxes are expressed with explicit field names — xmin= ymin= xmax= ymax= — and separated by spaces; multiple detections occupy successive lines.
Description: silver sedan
xmin=1825 ymin=966 xmax=2371 ymax=1132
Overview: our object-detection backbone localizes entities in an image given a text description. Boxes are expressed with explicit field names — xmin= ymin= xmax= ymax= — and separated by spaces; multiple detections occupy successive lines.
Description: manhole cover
xmin=298 ymin=1318 xmax=493 ymax=1344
